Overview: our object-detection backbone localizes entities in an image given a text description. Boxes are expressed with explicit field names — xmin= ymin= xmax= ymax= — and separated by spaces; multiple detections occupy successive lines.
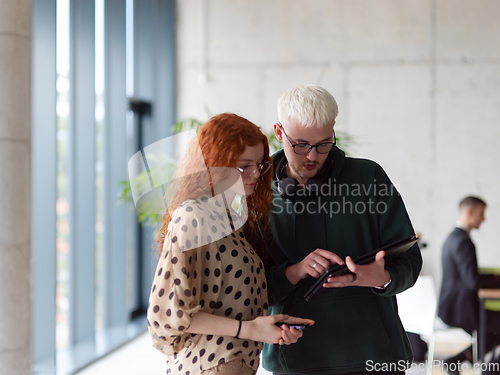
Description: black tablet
xmin=303 ymin=234 xmax=419 ymax=301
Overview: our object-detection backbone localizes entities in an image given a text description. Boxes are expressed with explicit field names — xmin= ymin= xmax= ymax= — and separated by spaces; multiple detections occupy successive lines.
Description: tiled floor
xmin=74 ymin=331 xmax=272 ymax=375
xmin=74 ymin=332 xmax=166 ymax=375
xmin=75 ymin=331 xmax=477 ymax=375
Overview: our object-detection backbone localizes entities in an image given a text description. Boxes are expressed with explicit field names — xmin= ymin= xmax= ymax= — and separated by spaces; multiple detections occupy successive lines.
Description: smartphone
xmin=275 ymin=322 xmax=307 ymax=330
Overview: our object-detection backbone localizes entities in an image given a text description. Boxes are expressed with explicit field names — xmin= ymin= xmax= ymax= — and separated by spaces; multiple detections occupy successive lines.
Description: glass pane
xmin=56 ymin=0 xmax=71 ymax=351
xmin=95 ymin=0 xmax=105 ymax=334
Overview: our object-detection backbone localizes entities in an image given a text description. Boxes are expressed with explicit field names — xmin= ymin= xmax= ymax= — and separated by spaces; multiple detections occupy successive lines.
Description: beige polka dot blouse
xmin=147 ymin=195 xmax=269 ymax=374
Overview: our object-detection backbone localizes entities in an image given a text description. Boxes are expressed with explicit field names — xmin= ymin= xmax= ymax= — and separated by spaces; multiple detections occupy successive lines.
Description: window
xmin=31 ymin=1 xmax=175 ymax=373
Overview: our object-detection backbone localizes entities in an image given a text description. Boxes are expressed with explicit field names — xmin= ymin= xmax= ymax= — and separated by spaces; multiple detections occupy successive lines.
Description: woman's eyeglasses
xmin=237 ymin=161 xmax=272 ymax=178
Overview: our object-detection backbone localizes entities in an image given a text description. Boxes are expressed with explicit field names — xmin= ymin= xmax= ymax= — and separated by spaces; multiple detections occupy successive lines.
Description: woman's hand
xmin=239 ymin=314 xmax=315 ymax=345
xmin=276 ymin=315 xmax=315 ymax=345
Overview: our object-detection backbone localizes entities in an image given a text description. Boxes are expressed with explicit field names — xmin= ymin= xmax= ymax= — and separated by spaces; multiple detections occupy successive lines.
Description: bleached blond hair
xmin=278 ymin=84 xmax=338 ymax=129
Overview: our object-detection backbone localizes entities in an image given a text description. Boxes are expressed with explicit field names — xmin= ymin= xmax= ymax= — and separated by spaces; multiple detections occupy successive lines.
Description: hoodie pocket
xmin=280 ymin=294 xmax=392 ymax=373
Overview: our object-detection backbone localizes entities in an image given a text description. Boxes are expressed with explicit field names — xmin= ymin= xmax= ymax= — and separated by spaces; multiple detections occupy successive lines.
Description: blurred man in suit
xmin=439 ymin=196 xmax=500 ymax=373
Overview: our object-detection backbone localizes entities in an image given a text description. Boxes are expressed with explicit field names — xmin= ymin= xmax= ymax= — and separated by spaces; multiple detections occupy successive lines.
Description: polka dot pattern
xmin=147 ymin=196 xmax=268 ymax=374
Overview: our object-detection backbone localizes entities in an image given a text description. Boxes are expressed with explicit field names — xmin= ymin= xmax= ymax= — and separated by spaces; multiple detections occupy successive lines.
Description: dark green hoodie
xmin=263 ymin=146 xmax=423 ymax=374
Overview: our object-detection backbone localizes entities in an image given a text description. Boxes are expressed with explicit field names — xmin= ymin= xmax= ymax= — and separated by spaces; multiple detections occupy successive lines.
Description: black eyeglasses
xmin=237 ymin=161 xmax=272 ymax=178
xmin=278 ymin=122 xmax=336 ymax=155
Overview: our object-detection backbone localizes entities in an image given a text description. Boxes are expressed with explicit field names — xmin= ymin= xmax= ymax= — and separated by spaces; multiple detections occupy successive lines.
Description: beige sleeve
xmin=147 ymin=203 xmax=222 ymax=355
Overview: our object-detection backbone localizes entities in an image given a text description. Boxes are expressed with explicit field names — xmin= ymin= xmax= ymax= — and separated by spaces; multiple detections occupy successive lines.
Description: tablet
xmin=303 ymin=234 xmax=419 ymax=301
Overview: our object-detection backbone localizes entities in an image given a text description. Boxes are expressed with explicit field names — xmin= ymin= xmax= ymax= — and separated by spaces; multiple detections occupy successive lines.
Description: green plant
xmin=172 ymin=117 xmax=204 ymax=135
xmin=117 ymin=179 xmax=162 ymax=227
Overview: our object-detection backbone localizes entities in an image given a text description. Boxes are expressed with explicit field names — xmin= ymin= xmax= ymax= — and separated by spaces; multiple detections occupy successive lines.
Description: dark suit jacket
xmin=438 ymin=227 xmax=500 ymax=333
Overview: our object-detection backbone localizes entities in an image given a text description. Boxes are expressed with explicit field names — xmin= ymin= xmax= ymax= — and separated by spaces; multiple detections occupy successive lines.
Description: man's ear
xmin=465 ymin=206 xmax=475 ymax=220
xmin=274 ymin=123 xmax=283 ymax=142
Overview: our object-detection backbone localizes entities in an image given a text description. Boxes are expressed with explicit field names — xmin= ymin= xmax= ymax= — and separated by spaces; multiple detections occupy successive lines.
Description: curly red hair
xmin=156 ymin=113 xmax=273 ymax=264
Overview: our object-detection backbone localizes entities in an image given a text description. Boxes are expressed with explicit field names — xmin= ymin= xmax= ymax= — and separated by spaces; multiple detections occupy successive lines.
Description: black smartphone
xmin=275 ymin=322 xmax=307 ymax=330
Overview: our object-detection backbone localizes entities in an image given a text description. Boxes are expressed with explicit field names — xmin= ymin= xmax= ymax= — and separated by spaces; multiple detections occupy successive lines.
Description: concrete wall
xmin=175 ymin=0 xmax=500 ymax=286
xmin=0 ymin=0 xmax=32 ymax=373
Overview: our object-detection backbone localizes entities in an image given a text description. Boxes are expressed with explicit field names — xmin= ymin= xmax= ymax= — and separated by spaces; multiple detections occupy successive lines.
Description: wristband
xmin=235 ymin=320 xmax=242 ymax=339
xmin=375 ymin=278 xmax=392 ymax=290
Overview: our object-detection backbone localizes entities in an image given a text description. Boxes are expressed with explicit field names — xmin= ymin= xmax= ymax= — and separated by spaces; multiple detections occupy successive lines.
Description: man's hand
xmin=324 ymin=250 xmax=391 ymax=288
xmin=285 ymin=249 xmax=343 ymax=285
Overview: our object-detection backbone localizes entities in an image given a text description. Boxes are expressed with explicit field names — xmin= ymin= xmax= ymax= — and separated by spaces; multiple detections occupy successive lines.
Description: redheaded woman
xmin=148 ymin=113 xmax=313 ymax=375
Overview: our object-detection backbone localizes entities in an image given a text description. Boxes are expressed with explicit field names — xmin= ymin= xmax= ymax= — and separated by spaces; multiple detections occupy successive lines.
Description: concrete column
xmin=0 ymin=0 xmax=32 ymax=374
